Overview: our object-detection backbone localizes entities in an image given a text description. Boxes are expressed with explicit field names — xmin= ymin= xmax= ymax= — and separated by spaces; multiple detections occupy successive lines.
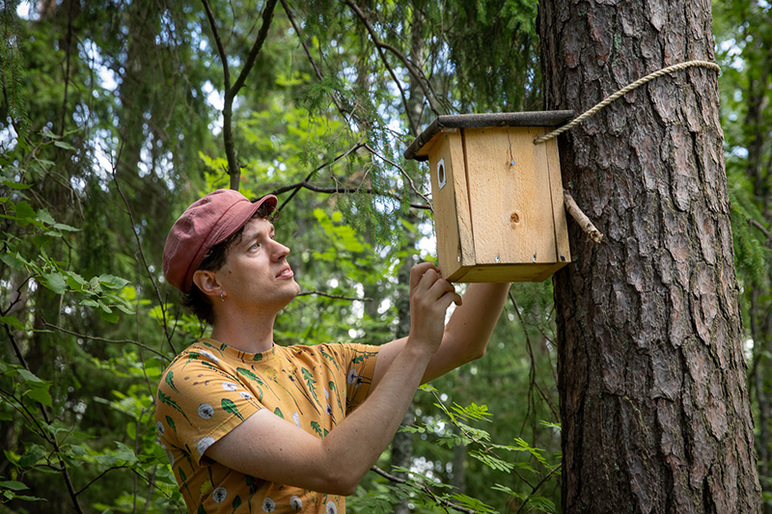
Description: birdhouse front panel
xmin=404 ymin=111 xmax=574 ymax=283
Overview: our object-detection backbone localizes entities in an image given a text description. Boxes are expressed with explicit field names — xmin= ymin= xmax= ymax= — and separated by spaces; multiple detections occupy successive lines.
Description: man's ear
xmin=192 ymin=269 xmax=221 ymax=298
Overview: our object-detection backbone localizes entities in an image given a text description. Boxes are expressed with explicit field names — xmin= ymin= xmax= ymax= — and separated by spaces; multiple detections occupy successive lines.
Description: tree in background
xmin=540 ymin=0 xmax=761 ymax=510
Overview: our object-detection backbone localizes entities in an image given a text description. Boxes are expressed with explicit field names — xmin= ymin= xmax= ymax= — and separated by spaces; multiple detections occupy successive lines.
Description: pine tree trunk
xmin=538 ymin=0 xmax=762 ymax=511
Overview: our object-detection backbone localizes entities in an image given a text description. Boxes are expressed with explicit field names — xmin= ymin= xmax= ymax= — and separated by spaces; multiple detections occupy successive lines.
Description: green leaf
xmin=25 ymin=387 xmax=53 ymax=407
xmin=1 ymin=316 xmax=25 ymax=331
xmin=0 ymin=480 xmax=28 ymax=491
xmin=17 ymin=368 xmax=45 ymax=385
xmin=2 ymin=180 xmax=33 ymax=190
xmin=18 ymin=444 xmax=47 ymax=467
xmin=43 ymin=272 xmax=68 ymax=295
xmin=53 ymin=140 xmax=75 ymax=150
xmin=14 ymin=201 xmax=36 ymax=222
xmin=114 ymin=442 xmax=137 ymax=464
xmin=66 ymin=272 xmax=88 ymax=291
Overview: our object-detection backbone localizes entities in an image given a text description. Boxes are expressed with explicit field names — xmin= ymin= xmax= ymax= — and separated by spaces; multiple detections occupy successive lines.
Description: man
xmin=155 ymin=189 xmax=509 ymax=513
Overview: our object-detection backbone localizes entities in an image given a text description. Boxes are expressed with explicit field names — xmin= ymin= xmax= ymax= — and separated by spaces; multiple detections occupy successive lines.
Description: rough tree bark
xmin=539 ymin=0 xmax=762 ymax=511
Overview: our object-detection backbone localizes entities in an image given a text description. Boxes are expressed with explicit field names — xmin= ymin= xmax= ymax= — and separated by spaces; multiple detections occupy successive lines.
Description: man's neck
xmin=209 ymin=311 xmax=277 ymax=354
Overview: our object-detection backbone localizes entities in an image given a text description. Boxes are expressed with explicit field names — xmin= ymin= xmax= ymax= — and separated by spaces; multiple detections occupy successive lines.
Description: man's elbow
xmin=321 ymin=467 xmax=365 ymax=497
xmin=466 ymin=341 xmax=488 ymax=362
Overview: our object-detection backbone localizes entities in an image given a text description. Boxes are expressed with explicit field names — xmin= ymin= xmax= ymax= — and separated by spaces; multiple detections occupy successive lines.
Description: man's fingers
xmin=428 ymin=277 xmax=462 ymax=306
xmin=409 ymin=262 xmax=441 ymax=291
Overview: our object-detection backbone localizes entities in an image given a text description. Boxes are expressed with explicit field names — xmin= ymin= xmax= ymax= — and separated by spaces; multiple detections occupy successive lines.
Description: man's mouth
xmin=277 ymin=267 xmax=294 ymax=279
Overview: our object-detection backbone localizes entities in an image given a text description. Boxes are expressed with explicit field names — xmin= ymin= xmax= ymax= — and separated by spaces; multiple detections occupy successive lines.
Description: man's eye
xmin=250 ymin=243 xmax=260 ymax=250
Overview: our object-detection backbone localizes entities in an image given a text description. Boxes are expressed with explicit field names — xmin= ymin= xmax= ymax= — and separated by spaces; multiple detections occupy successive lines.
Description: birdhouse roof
xmin=404 ymin=110 xmax=575 ymax=161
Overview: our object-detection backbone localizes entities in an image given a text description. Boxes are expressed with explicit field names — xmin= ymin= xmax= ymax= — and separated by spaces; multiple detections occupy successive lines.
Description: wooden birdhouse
xmin=404 ymin=111 xmax=574 ymax=283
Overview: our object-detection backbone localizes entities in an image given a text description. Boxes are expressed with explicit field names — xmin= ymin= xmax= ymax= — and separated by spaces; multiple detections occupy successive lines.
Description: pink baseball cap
xmin=163 ymin=189 xmax=278 ymax=292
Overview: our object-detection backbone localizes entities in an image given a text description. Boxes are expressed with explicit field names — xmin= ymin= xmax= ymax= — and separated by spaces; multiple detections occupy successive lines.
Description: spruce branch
xmin=280 ymin=0 xmax=347 ymax=117
xmin=343 ymin=0 xmax=447 ymax=117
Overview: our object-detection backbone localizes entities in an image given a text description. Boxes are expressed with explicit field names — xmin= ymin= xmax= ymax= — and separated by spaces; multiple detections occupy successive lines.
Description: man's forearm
xmin=319 ymin=341 xmax=434 ymax=493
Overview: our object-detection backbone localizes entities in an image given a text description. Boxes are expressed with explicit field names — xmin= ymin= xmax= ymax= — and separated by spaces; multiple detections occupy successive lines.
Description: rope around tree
xmin=533 ymin=60 xmax=721 ymax=145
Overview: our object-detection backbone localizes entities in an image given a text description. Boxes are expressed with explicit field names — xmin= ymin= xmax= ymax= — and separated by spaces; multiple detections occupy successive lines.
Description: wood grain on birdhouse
xmin=405 ymin=111 xmax=574 ymax=283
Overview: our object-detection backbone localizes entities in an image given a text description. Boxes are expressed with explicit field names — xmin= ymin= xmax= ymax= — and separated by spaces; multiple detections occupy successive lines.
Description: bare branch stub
xmin=563 ymin=190 xmax=603 ymax=244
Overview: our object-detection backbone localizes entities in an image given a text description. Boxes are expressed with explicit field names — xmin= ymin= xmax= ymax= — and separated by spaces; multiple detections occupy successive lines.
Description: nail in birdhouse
xmin=404 ymin=111 xmax=574 ymax=283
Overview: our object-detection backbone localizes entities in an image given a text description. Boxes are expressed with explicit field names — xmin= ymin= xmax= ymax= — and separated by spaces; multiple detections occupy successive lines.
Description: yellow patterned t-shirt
xmin=154 ymin=338 xmax=379 ymax=513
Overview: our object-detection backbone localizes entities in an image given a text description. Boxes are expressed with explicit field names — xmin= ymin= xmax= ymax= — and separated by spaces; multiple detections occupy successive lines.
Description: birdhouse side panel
xmin=428 ymin=131 xmax=475 ymax=281
xmin=538 ymin=128 xmax=571 ymax=264
xmin=462 ymin=126 xmax=560 ymax=266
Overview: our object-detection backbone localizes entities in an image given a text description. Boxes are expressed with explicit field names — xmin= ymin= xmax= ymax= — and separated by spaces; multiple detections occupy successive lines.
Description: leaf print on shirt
xmin=221 ymin=398 xmax=244 ymax=421
xmin=237 ymin=367 xmax=264 ymax=385
xmin=287 ymin=372 xmax=320 ymax=415
xmin=165 ymin=371 xmax=180 ymax=393
xmin=329 ymin=381 xmax=344 ymax=413
xmin=179 ymin=467 xmax=193 ymax=498
xmin=158 ymin=391 xmax=191 ymax=424
xmin=320 ymin=347 xmax=340 ymax=371
xmin=301 ymin=367 xmax=321 ymax=407
xmin=274 ymin=407 xmax=284 ymax=419
xmin=245 ymin=475 xmax=259 ymax=494
xmin=231 ymin=495 xmax=242 ymax=512
xmin=310 ymin=421 xmax=323 ymax=438
xmin=351 ymin=349 xmax=378 ymax=364
xmin=200 ymin=340 xmax=225 ymax=355
xmin=165 ymin=415 xmax=176 ymax=432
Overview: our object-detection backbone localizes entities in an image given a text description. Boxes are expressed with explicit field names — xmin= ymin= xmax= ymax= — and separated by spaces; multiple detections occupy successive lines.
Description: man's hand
xmin=406 ymin=263 xmax=463 ymax=355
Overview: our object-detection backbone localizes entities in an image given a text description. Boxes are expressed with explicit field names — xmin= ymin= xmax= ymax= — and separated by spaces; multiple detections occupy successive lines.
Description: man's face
xmin=214 ymin=217 xmax=300 ymax=312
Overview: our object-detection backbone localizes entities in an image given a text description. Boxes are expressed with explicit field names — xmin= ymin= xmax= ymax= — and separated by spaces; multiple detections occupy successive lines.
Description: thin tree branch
xmin=75 ymin=465 xmax=129 ymax=497
xmin=296 ymin=291 xmax=372 ymax=302
xmin=274 ymin=140 xmax=366 ymax=214
xmin=202 ymin=0 xmax=278 ymax=188
xmin=201 ymin=0 xmax=231 ymax=90
xmin=41 ymin=321 xmax=169 ymax=361
xmin=564 ymin=190 xmax=603 ymax=243
xmin=271 ymin=180 xmax=430 ymax=210
xmin=508 ymin=292 xmax=559 ymax=423
xmin=342 ymin=0 xmax=419 ymax=133
xmin=110 ymin=151 xmax=177 ymax=356
xmin=749 ymin=217 xmax=772 ymax=240
xmin=231 ymin=0 xmax=278 ymax=96
xmin=6 ymin=326 xmax=84 ymax=513
xmin=343 ymin=0 xmax=446 ymax=117
xmin=370 ymin=465 xmax=476 ymax=514
xmin=363 ymin=143 xmax=432 ymax=211
xmin=513 ymin=464 xmax=563 ymax=514
xmin=280 ymin=0 xmax=347 ymax=117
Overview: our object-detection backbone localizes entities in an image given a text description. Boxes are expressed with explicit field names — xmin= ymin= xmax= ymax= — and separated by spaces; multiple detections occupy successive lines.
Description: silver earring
xmin=220 ymin=292 xmax=225 ymax=302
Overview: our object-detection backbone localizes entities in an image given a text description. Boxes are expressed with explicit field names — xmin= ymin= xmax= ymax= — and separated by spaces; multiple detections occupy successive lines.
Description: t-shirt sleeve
xmin=155 ymin=352 xmax=263 ymax=464
xmin=339 ymin=343 xmax=380 ymax=411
